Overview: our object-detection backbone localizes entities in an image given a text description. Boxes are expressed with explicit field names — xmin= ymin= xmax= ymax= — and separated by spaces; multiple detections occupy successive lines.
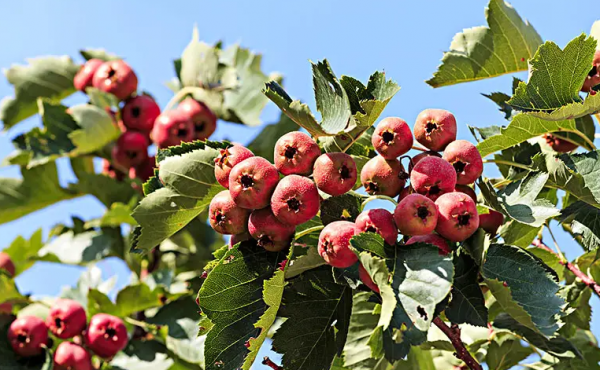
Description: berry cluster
xmin=74 ymin=59 xmax=217 ymax=184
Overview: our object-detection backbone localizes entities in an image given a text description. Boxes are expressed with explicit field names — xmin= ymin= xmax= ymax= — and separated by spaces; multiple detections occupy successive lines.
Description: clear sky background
xmin=0 ymin=0 xmax=598 ymax=362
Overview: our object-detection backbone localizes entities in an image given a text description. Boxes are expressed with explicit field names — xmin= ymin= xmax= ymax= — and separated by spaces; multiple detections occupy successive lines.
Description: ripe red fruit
xmin=408 ymin=150 xmax=442 ymax=173
xmin=46 ymin=299 xmax=87 ymax=339
xmin=229 ymin=157 xmax=280 ymax=209
xmin=271 ymin=175 xmax=320 ymax=226
xmin=102 ymin=159 xmax=126 ymax=181
xmin=84 ymin=313 xmax=128 ymax=358
xmin=355 ymin=209 xmax=398 ymax=245
xmin=122 ymin=95 xmax=161 ymax=133
xmin=92 ymin=60 xmax=138 ymax=100
xmin=435 ymin=192 xmax=480 ymax=242
xmin=8 ymin=316 xmax=48 ymax=357
xmin=0 ymin=252 xmax=16 ymax=276
xmin=209 ymin=190 xmax=251 ymax=235
xmin=542 ymin=133 xmax=578 ymax=153
xmin=214 ymin=145 xmax=254 ymax=189
xmin=248 ymin=208 xmax=295 ymax=252
xmin=406 ymin=234 xmax=451 ymax=255
xmin=111 ymin=131 xmax=149 ymax=168
xmin=394 ymin=194 xmax=438 ymax=236
xmin=274 ymin=132 xmax=321 ymax=176
xmin=442 ymin=140 xmax=483 ymax=185
xmin=414 ymin=109 xmax=457 ymax=151
xmin=398 ymin=186 xmax=414 ymax=202
xmin=372 ymin=117 xmax=413 ymax=159
xmin=582 ymin=49 xmax=600 ymax=92
xmin=178 ymin=98 xmax=217 ymax=140
xmin=479 ymin=210 xmax=504 ymax=235
xmin=129 ymin=156 xmax=155 ymax=183
xmin=361 ymin=156 xmax=406 ymax=197
xmin=151 ymin=110 xmax=194 ymax=149
xmin=358 ymin=264 xmax=380 ymax=293
xmin=454 ymin=184 xmax=477 ymax=202
xmin=74 ymin=59 xmax=103 ymax=92
xmin=313 ymin=153 xmax=357 ymax=196
xmin=318 ymin=221 xmax=358 ymax=268
xmin=410 ymin=156 xmax=457 ymax=201
xmin=53 ymin=342 xmax=93 ymax=370
xmin=229 ymin=232 xmax=251 ymax=249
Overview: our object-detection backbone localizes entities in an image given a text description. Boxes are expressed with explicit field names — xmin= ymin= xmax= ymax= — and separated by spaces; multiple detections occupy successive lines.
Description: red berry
xmin=454 ymin=184 xmax=477 ymax=203
xmin=53 ymin=342 xmax=93 ymax=370
xmin=406 ymin=234 xmax=451 ymax=255
xmin=178 ymin=98 xmax=217 ymax=141
xmin=229 ymin=157 xmax=280 ymax=210
xmin=122 ymin=95 xmax=161 ymax=133
xmin=372 ymin=117 xmax=413 ymax=159
xmin=209 ymin=190 xmax=251 ymax=235
xmin=46 ymin=299 xmax=87 ymax=339
xmin=0 ymin=252 xmax=15 ymax=276
xmin=394 ymin=194 xmax=438 ymax=236
xmin=435 ymin=192 xmax=480 ymax=242
xmin=318 ymin=221 xmax=358 ymax=268
xmin=229 ymin=232 xmax=251 ymax=249
xmin=398 ymin=186 xmax=414 ymax=202
xmin=414 ymin=109 xmax=457 ymax=151
xmin=542 ymin=133 xmax=578 ymax=153
xmin=214 ymin=145 xmax=254 ymax=189
xmin=74 ymin=59 xmax=103 ymax=92
xmin=129 ymin=156 xmax=155 ymax=183
xmin=111 ymin=131 xmax=149 ymax=168
xmin=582 ymin=50 xmax=600 ymax=92
xmin=442 ymin=140 xmax=483 ymax=185
xmin=358 ymin=264 xmax=380 ymax=293
xmin=408 ymin=150 xmax=442 ymax=173
xmin=271 ymin=175 xmax=320 ymax=226
xmin=479 ymin=210 xmax=504 ymax=235
xmin=8 ymin=316 xmax=48 ymax=357
xmin=355 ymin=209 xmax=398 ymax=245
xmin=151 ymin=110 xmax=194 ymax=149
xmin=84 ymin=313 xmax=128 ymax=358
xmin=92 ymin=60 xmax=138 ymax=100
xmin=410 ymin=156 xmax=457 ymax=201
xmin=102 ymin=159 xmax=126 ymax=181
xmin=313 ymin=153 xmax=357 ymax=196
xmin=274 ymin=132 xmax=321 ymax=176
xmin=360 ymin=156 xmax=406 ymax=197
xmin=248 ymin=208 xmax=295 ymax=252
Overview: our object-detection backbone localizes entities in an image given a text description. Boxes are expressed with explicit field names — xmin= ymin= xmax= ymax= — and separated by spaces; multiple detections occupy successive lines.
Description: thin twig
xmin=483 ymin=159 xmax=532 ymax=171
xmin=294 ymin=225 xmax=324 ymax=239
xmin=433 ymin=317 xmax=483 ymax=370
xmin=361 ymin=195 xmax=398 ymax=210
xmin=411 ymin=145 xmax=427 ymax=152
xmin=262 ymin=356 xmax=283 ymax=370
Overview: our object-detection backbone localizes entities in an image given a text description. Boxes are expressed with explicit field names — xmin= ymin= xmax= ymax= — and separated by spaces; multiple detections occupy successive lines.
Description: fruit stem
xmin=294 ymin=225 xmax=324 ymax=240
xmin=433 ymin=317 xmax=483 ymax=370
xmin=483 ymin=159 xmax=531 ymax=171
xmin=411 ymin=145 xmax=427 ymax=152
xmin=361 ymin=195 xmax=398 ymax=211
xmin=262 ymin=357 xmax=283 ymax=370
xmin=165 ymin=86 xmax=202 ymax=111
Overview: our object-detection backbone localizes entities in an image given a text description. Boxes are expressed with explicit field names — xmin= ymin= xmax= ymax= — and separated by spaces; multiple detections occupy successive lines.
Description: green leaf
xmin=1 ymin=56 xmax=79 ymax=129
xmin=109 ymin=340 xmax=176 ymax=370
xmin=558 ymin=283 xmax=592 ymax=337
xmin=180 ymin=27 xmax=219 ymax=88
xmin=80 ymin=49 xmax=120 ymax=61
xmin=88 ymin=282 xmax=171 ymax=318
xmin=86 ymin=202 xmax=137 ymax=228
xmin=247 ymin=113 xmax=298 ymax=162
xmin=426 ymin=0 xmax=542 ymax=87
xmin=483 ymin=92 xmax=514 ymax=120
xmin=37 ymin=230 xmax=117 ymax=265
xmin=461 ymin=228 xmax=488 ymax=266
xmin=499 ymin=221 xmax=540 ymax=248
xmin=68 ymin=103 xmax=121 ymax=153
xmin=445 ymin=253 xmax=488 ymax=327
xmin=2 ymin=229 xmax=44 ymax=276
xmin=342 ymin=292 xmax=380 ymax=370
xmin=527 ymin=245 xmax=565 ymax=281
xmin=273 ymin=267 xmax=352 ymax=370
xmin=0 ymin=317 xmax=53 ymax=370
xmin=483 ymin=244 xmax=565 ymax=336
xmin=320 ymin=192 xmax=364 ymax=225
xmin=85 ymin=87 xmax=120 ymax=110
xmin=508 ymin=35 xmax=600 ymax=120
xmin=560 ymin=201 xmax=600 ymax=251
xmin=485 ymin=335 xmax=534 ymax=370
xmin=60 ymin=264 xmax=117 ymax=308
xmin=0 ymin=273 xmax=23 ymax=304
xmin=494 ymin=141 xmax=540 ymax=180
xmin=357 ymin=250 xmax=397 ymax=330
xmin=284 ymin=245 xmax=326 ymax=279
xmin=72 ymin=172 xmax=138 ymax=208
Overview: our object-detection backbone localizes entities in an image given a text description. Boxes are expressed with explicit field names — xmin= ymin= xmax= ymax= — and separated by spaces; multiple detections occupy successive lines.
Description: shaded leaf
xmin=38 ymin=230 xmax=117 ymax=265
xmin=485 ymin=335 xmax=533 ymax=370
xmin=446 ymin=253 xmax=488 ymax=327
xmin=1 ymin=229 xmax=44 ymax=276
xmin=80 ymin=49 xmax=120 ymax=61
xmin=342 ymin=292 xmax=380 ymax=370
xmin=321 ymin=192 xmax=364 ymax=225
xmin=560 ymin=201 xmax=600 ymax=251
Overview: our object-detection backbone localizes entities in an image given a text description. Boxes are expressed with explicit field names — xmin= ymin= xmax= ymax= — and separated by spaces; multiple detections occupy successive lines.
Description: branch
xmin=433 ymin=317 xmax=483 ymax=370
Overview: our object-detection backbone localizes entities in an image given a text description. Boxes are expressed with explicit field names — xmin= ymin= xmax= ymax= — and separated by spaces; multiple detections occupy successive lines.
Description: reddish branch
xmin=433 ymin=317 xmax=483 ymax=370
xmin=262 ymin=356 xmax=283 ymax=370
xmin=532 ymin=239 xmax=600 ymax=298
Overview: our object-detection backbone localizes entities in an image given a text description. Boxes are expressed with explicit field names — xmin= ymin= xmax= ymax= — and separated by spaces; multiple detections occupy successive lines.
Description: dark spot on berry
xmin=287 ymin=198 xmax=301 ymax=212
xmin=107 ymin=68 xmax=116 ymax=79
xmin=257 ymin=235 xmax=274 ymax=248
xmin=105 ymin=327 xmax=117 ymax=339
xmin=453 ymin=160 xmax=466 ymax=174
xmin=177 ymin=128 xmax=188 ymax=138
xmin=398 ymin=170 xmax=409 ymax=181
xmin=365 ymin=182 xmax=379 ymax=193
xmin=381 ymin=131 xmax=395 ymax=144
xmin=322 ymin=240 xmax=332 ymax=253
xmin=17 ymin=333 xmax=27 ymax=344
xmin=425 ymin=121 xmax=438 ymax=134
xmin=126 ymin=150 xmax=138 ymax=160
xmin=416 ymin=306 xmax=428 ymax=320
xmin=240 ymin=174 xmax=254 ymax=189
xmin=457 ymin=214 xmax=471 ymax=226
xmin=589 ymin=66 xmax=598 ymax=77
xmin=284 ymin=146 xmax=297 ymax=159
xmin=55 ymin=318 xmax=64 ymax=331
xmin=339 ymin=165 xmax=351 ymax=180
xmin=428 ymin=185 xmax=441 ymax=196
xmin=215 ymin=213 xmax=225 ymax=225
xmin=366 ymin=226 xmax=378 ymax=233
xmin=131 ymin=106 xmax=141 ymax=118
xmin=195 ymin=122 xmax=205 ymax=132
xmin=159 ymin=295 xmax=167 ymax=304
xmin=417 ymin=206 xmax=429 ymax=220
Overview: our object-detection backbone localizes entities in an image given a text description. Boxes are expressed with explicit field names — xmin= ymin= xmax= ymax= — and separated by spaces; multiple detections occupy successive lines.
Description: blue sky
xmin=0 ymin=0 xmax=598 ymax=354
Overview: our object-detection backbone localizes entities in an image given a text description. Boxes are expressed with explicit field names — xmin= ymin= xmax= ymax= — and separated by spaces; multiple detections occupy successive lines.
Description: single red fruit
xmin=454 ymin=184 xmax=477 ymax=203
xmin=313 ymin=153 xmax=357 ymax=196
xmin=46 ymin=299 xmax=87 ymax=339
xmin=398 ymin=186 xmax=414 ymax=202
xmin=408 ymin=151 xmax=442 ymax=173
xmin=53 ymin=342 xmax=93 ymax=370
xmin=214 ymin=145 xmax=254 ymax=189
xmin=84 ymin=313 xmax=128 ymax=358
xmin=372 ymin=117 xmax=413 ymax=159
xmin=355 ymin=209 xmax=398 ymax=245
xmin=151 ymin=110 xmax=194 ymax=149
xmin=410 ymin=156 xmax=457 ymax=201
xmin=274 ymin=131 xmax=321 ymax=176
xmin=360 ymin=156 xmax=406 ymax=197
xmin=248 ymin=208 xmax=295 ymax=252
xmin=129 ymin=156 xmax=155 ymax=183
xmin=102 ymin=159 xmax=126 ymax=181
xmin=229 ymin=157 xmax=280 ymax=210
xmin=479 ymin=210 xmax=504 ymax=235
xmin=122 ymin=95 xmax=161 ymax=133
xmin=0 ymin=302 xmax=12 ymax=314
xmin=406 ymin=234 xmax=451 ymax=255
xmin=7 ymin=316 xmax=48 ymax=357
xmin=74 ymin=59 xmax=103 ymax=92
xmin=394 ymin=194 xmax=438 ymax=236
xmin=0 ymin=252 xmax=16 ymax=276
xmin=111 ymin=131 xmax=149 ymax=168
xmin=228 ymin=232 xmax=251 ymax=249
xmin=318 ymin=221 xmax=358 ymax=268
xmin=442 ymin=140 xmax=483 ymax=185
xmin=358 ymin=264 xmax=380 ymax=293
xmin=542 ymin=133 xmax=578 ymax=153
xmin=582 ymin=50 xmax=600 ymax=92
xmin=209 ymin=190 xmax=251 ymax=235
xmin=414 ymin=109 xmax=457 ymax=151
xmin=271 ymin=175 xmax=320 ymax=226
xmin=435 ymin=192 xmax=480 ymax=242
xmin=92 ymin=60 xmax=138 ymax=100
xmin=178 ymin=98 xmax=217 ymax=140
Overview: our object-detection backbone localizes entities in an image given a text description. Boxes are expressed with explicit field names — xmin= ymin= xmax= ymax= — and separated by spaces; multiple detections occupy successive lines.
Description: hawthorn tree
xmin=1 ymin=1 xmax=600 ymax=369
